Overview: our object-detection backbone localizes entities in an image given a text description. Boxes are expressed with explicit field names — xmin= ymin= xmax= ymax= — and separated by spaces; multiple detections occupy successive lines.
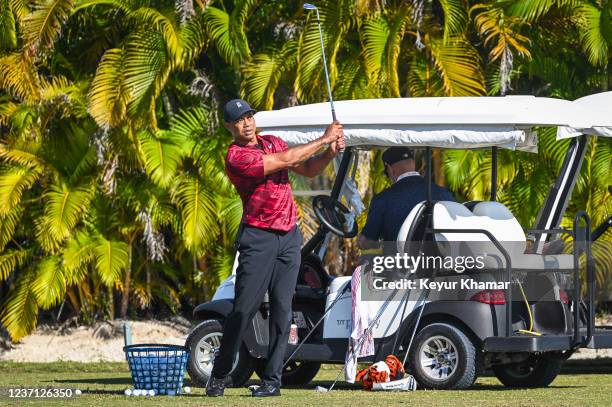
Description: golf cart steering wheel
xmin=312 ymin=195 xmax=358 ymax=238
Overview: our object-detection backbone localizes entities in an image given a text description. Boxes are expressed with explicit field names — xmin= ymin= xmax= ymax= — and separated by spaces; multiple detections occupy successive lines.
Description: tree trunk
xmin=120 ymin=240 xmax=133 ymax=319
xmin=107 ymin=285 xmax=115 ymax=319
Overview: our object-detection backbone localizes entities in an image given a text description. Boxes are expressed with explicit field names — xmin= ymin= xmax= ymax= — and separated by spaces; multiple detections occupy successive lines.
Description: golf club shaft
xmin=313 ymin=10 xmax=343 ymax=153
xmin=401 ymin=288 xmax=430 ymax=367
xmin=314 ymin=10 xmax=335 ymax=122
xmin=332 ymin=287 xmax=401 ymax=392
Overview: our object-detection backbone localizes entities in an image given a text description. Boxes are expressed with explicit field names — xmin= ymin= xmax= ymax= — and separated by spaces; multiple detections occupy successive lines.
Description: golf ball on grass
xmin=148 ymin=389 xmax=156 ymax=396
xmin=124 ymin=388 xmax=132 ymax=396
xmin=75 ymin=389 xmax=82 ymax=396
xmin=183 ymin=386 xmax=191 ymax=394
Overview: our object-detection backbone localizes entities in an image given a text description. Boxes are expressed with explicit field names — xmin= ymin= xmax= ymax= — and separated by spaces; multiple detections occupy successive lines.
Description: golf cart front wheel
xmin=185 ymin=319 xmax=255 ymax=388
xmin=255 ymin=360 xmax=321 ymax=386
xmin=407 ymin=322 xmax=480 ymax=390
xmin=493 ymin=355 xmax=561 ymax=388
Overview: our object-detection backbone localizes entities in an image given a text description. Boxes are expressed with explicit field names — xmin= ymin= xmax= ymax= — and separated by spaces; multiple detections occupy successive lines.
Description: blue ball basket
xmin=124 ymin=344 xmax=189 ymax=395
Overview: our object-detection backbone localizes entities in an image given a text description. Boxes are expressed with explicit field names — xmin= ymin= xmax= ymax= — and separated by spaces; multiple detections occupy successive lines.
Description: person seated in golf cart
xmin=357 ymin=147 xmax=455 ymax=251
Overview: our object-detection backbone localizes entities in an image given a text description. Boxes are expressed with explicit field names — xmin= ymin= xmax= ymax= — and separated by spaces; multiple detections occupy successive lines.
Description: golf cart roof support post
xmin=532 ymin=135 xmax=588 ymax=252
xmin=330 ymin=147 xmax=353 ymax=199
xmin=491 ymin=147 xmax=498 ymax=201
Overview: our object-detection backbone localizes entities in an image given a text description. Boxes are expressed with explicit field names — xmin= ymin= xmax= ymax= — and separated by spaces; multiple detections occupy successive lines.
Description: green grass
xmin=0 ymin=360 xmax=611 ymax=406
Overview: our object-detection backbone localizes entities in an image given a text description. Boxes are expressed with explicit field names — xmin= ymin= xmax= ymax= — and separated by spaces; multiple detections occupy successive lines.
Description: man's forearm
xmin=301 ymin=148 xmax=335 ymax=177
xmin=263 ymin=138 xmax=329 ymax=177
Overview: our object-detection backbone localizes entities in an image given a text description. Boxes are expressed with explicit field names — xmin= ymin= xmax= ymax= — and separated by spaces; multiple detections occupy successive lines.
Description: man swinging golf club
xmin=205 ymin=99 xmax=345 ymax=397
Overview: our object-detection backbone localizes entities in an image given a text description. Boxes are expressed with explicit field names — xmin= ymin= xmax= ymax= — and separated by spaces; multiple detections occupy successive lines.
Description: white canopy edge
xmin=557 ymin=92 xmax=612 ymax=139
xmin=254 ymin=94 xmax=612 ymax=149
xmin=263 ymin=126 xmax=538 ymax=152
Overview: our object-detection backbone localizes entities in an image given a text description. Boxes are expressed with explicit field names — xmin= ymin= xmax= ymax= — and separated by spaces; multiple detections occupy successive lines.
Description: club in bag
xmin=303 ymin=3 xmax=344 ymax=152
xmin=316 ymin=285 xmax=403 ymax=393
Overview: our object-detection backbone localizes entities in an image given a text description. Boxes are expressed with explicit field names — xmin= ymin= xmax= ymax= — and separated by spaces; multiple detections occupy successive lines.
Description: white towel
xmin=345 ymin=264 xmax=375 ymax=383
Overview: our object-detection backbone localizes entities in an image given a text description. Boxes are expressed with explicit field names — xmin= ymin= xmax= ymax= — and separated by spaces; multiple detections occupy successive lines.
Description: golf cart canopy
xmin=557 ymin=91 xmax=612 ymax=139
xmin=255 ymin=93 xmax=612 ymax=151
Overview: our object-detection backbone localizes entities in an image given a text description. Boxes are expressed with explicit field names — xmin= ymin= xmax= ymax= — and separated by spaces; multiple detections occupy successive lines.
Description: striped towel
xmin=345 ymin=263 xmax=375 ymax=383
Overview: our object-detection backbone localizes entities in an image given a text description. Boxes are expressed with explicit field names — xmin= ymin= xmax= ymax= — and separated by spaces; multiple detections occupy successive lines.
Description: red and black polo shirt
xmin=225 ymin=134 xmax=297 ymax=232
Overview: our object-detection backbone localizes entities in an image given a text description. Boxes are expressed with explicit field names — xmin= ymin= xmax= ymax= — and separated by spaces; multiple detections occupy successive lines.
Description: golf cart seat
xmin=396 ymin=201 xmax=427 ymax=254
xmin=434 ymin=201 xmax=573 ymax=271
xmin=471 ymin=201 xmax=573 ymax=271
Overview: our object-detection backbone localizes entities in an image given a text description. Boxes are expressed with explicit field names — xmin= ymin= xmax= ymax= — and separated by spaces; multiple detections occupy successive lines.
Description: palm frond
xmin=203 ymin=1 xmax=257 ymax=67
xmin=88 ymin=48 xmax=128 ymax=128
xmin=0 ymin=205 xmax=22 ymax=251
xmin=241 ymin=40 xmax=297 ymax=110
xmin=0 ymin=0 xmax=18 ymax=49
xmin=0 ymin=145 xmax=44 ymax=168
xmin=73 ymin=0 xmax=139 ymax=14
xmin=172 ymin=174 xmax=218 ymax=255
xmin=574 ymin=3 xmax=608 ymax=67
xmin=362 ymin=6 xmax=409 ymax=97
xmin=42 ymin=183 xmax=93 ymax=242
xmin=31 ymin=255 xmax=66 ymax=308
xmin=0 ymin=165 xmax=41 ymax=216
xmin=0 ymin=248 xmax=28 ymax=282
xmin=0 ymin=268 xmax=39 ymax=341
xmin=94 ymin=236 xmax=129 ymax=285
xmin=22 ymin=0 xmax=75 ymax=54
xmin=407 ymin=53 xmax=445 ymax=97
xmin=168 ymin=107 xmax=208 ymax=145
xmin=123 ymin=31 xmax=170 ymax=125
xmin=334 ymin=58 xmax=373 ymax=100
xmin=295 ymin=0 xmax=353 ymax=102
xmin=438 ymin=0 xmax=468 ymax=40
xmin=509 ymin=0 xmax=579 ymax=21
xmin=127 ymin=7 xmax=181 ymax=65
xmin=62 ymin=231 xmax=98 ymax=283
xmin=137 ymin=129 xmax=184 ymax=188
xmin=9 ymin=0 xmax=31 ymax=19
xmin=219 ymin=195 xmax=242 ymax=244
xmin=427 ymin=37 xmax=486 ymax=96
xmin=0 ymin=53 xmax=41 ymax=102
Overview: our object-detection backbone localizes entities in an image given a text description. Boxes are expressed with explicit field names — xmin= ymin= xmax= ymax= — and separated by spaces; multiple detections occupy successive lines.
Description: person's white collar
xmin=395 ymin=171 xmax=421 ymax=183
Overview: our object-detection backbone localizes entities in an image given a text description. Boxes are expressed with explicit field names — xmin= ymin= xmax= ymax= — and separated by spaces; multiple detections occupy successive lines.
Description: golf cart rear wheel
xmin=254 ymin=360 xmax=321 ymax=386
xmin=408 ymin=323 xmax=480 ymax=390
xmin=185 ymin=319 xmax=254 ymax=388
xmin=493 ymin=355 xmax=561 ymax=388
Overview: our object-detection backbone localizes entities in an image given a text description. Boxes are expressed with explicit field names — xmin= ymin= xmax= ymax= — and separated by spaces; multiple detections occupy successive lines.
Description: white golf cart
xmin=186 ymin=93 xmax=612 ymax=390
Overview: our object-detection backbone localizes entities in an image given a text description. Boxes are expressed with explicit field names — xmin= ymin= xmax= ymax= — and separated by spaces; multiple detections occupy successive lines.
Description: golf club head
xmin=315 ymin=385 xmax=329 ymax=393
xmin=303 ymin=3 xmax=318 ymax=10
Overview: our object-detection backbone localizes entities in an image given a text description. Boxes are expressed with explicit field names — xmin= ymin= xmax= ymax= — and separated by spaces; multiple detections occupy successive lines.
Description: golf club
xmin=303 ymin=3 xmax=344 ymax=153
xmin=317 ymin=285 xmax=403 ymax=393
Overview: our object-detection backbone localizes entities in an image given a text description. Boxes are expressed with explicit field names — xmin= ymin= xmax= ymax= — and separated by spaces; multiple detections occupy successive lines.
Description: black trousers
xmin=211 ymin=224 xmax=302 ymax=387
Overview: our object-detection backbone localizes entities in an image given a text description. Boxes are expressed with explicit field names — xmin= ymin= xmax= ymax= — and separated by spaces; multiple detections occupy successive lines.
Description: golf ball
xmin=183 ymin=386 xmax=191 ymax=394
xmin=148 ymin=389 xmax=156 ymax=396
xmin=75 ymin=389 xmax=82 ymax=396
xmin=124 ymin=388 xmax=132 ymax=396
xmin=133 ymin=389 xmax=141 ymax=396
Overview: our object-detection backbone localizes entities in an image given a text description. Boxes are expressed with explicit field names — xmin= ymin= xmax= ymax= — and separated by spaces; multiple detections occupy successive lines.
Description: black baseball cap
xmin=223 ymin=99 xmax=256 ymax=122
xmin=382 ymin=147 xmax=414 ymax=166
